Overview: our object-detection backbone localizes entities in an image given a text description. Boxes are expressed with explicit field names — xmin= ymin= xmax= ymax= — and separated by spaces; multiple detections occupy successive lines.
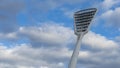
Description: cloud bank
xmin=0 ymin=23 xmax=120 ymax=68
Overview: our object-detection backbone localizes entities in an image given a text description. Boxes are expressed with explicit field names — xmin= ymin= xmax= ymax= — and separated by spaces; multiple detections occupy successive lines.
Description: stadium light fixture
xmin=68 ymin=8 xmax=97 ymax=68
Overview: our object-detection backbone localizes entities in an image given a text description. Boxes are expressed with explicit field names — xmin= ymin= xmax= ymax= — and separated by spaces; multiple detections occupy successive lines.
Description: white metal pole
xmin=68 ymin=34 xmax=83 ymax=68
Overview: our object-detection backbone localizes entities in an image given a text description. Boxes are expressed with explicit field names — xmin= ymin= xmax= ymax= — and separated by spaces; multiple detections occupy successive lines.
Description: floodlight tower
xmin=68 ymin=8 xmax=97 ymax=68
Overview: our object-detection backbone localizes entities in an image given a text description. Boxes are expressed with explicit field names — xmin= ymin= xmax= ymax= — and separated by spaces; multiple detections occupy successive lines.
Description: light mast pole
xmin=68 ymin=8 xmax=97 ymax=68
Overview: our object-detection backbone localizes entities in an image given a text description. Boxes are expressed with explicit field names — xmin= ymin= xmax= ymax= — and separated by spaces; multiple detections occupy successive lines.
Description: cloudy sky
xmin=0 ymin=0 xmax=120 ymax=68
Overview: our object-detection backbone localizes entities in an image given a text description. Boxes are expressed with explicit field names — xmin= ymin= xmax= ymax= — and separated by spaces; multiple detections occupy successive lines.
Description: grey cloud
xmin=26 ymin=0 xmax=87 ymax=22
xmin=0 ymin=0 xmax=25 ymax=33
xmin=28 ymin=0 xmax=86 ymax=11
xmin=0 ymin=0 xmax=25 ymax=13
xmin=0 ymin=22 xmax=18 ymax=33
xmin=0 ymin=0 xmax=85 ymax=33
xmin=0 ymin=0 xmax=100 ymax=33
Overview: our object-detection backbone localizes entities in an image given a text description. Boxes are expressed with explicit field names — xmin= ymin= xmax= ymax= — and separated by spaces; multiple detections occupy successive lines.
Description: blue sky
xmin=0 ymin=0 xmax=120 ymax=68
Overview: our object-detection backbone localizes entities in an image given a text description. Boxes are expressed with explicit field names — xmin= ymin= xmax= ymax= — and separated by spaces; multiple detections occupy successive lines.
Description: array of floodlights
xmin=68 ymin=8 xmax=97 ymax=68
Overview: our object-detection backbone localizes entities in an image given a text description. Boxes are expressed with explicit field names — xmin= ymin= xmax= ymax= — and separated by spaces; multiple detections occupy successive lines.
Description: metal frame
xmin=68 ymin=8 xmax=97 ymax=68
xmin=74 ymin=8 xmax=97 ymax=36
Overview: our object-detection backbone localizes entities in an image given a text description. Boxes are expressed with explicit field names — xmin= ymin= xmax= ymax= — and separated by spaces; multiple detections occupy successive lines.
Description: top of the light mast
xmin=74 ymin=8 xmax=97 ymax=36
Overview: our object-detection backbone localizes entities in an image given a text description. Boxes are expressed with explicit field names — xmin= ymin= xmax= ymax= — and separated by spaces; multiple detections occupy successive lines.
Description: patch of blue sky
xmin=17 ymin=12 xmax=29 ymax=26
xmin=47 ymin=10 xmax=73 ymax=26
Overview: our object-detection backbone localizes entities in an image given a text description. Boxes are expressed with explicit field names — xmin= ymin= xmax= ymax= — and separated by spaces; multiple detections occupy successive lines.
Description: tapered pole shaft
xmin=68 ymin=35 xmax=83 ymax=68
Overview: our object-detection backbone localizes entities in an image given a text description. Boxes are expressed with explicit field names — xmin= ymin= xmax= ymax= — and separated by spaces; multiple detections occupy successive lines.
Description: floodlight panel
xmin=74 ymin=8 xmax=97 ymax=35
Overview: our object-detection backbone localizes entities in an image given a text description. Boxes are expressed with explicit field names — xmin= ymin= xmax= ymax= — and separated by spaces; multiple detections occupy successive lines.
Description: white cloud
xmin=101 ymin=7 xmax=120 ymax=28
xmin=0 ymin=35 xmax=120 ymax=68
xmin=19 ymin=23 xmax=75 ymax=47
xmin=0 ymin=32 xmax=18 ymax=40
xmin=0 ymin=23 xmax=120 ymax=68
xmin=101 ymin=0 xmax=120 ymax=10
xmin=83 ymin=31 xmax=118 ymax=50
xmin=0 ymin=44 xmax=68 ymax=68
